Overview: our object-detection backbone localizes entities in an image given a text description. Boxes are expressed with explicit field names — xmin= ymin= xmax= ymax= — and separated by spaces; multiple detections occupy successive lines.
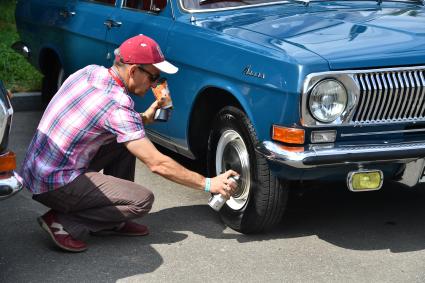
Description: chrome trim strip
xmin=146 ymin=129 xmax=196 ymax=159
xmin=375 ymin=72 xmax=385 ymax=120
xmin=179 ymin=0 xmax=422 ymax=13
xmin=388 ymin=73 xmax=400 ymax=117
xmin=397 ymin=72 xmax=405 ymax=118
xmin=370 ymin=73 xmax=379 ymax=120
xmin=382 ymin=73 xmax=392 ymax=119
xmin=405 ymin=72 xmax=415 ymax=118
xmin=364 ymin=74 xmax=373 ymax=121
xmin=401 ymin=71 xmax=408 ymax=118
xmin=169 ymin=0 xmax=176 ymax=19
xmin=411 ymin=71 xmax=422 ymax=118
xmin=416 ymin=72 xmax=425 ymax=117
xmin=178 ymin=0 xmax=289 ymax=13
xmin=356 ymin=74 xmax=366 ymax=121
xmin=340 ymin=128 xmax=425 ymax=137
xmin=257 ymin=140 xmax=425 ymax=169
xmin=378 ymin=72 xmax=388 ymax=120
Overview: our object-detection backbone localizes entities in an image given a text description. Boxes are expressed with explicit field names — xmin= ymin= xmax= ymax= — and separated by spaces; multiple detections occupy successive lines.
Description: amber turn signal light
xmin=0 ymin=152 xmax=17 ymax=172
xmin=272 ymin=125 xmax=305 ymax=145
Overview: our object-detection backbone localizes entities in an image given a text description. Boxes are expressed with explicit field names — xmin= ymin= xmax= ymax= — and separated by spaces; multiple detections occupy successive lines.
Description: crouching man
xmin=19 ymin=35 xmax=237 ymax=252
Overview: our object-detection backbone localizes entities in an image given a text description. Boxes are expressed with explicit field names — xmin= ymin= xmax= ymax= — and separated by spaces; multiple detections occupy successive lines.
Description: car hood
xmin=200 ymin=3 xmax=425 ymax=69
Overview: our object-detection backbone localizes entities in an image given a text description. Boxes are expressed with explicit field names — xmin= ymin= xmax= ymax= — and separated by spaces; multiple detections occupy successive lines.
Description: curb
xmin=11 ymin=92 xmax=44 ymax=112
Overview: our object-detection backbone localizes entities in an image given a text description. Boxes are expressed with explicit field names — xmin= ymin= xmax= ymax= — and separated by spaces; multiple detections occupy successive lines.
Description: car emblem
xmin=243 ymin=65 xmax=265 ymax=79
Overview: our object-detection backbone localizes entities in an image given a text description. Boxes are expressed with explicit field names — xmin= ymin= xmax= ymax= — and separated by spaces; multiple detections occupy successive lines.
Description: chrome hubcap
xmin=57 ymin=68 xmax=65 ymax=90
xmin=215 ymin=129 xmax=250 ymax=210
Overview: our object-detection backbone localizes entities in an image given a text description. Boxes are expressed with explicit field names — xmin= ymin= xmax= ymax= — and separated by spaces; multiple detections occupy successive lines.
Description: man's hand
xmin=210 ymin=170 xmax=239 ymax=199
xmin=141 ymin=100 xmax=162 ymax=125
xmin=126 ymin=138 xmax=239 ymax=194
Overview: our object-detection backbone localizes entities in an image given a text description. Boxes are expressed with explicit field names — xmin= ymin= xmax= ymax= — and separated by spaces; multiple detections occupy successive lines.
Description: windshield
xmin=181 ymin=0 xmax=286 ymax=11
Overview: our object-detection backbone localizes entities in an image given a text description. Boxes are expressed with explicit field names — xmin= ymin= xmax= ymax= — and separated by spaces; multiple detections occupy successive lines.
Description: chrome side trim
xmin=146 ymin=129 xmax=196 ymax=159
xmin=169 ymin=0 xmax=176 ymax=19
xmin=340 ymin=128 xmax=425 ymax=137
xmin=256 ymin=140 xmax=425 ymax=169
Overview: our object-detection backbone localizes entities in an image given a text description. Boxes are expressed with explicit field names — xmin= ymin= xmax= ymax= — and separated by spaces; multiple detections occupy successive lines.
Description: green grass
xmin=0 ymin=0 xmax=42 ymax=92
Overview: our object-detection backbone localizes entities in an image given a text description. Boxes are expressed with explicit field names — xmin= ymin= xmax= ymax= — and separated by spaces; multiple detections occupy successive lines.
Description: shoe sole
xmin=37 ymin=217 xmax=87 ymax=253
xmin=91 ymin=230 xmax=149 ymax=237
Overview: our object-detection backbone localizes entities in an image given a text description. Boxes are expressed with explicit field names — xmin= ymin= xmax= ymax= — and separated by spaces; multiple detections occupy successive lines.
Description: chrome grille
xmin=353 ymin=68 xmax=425 ymax=123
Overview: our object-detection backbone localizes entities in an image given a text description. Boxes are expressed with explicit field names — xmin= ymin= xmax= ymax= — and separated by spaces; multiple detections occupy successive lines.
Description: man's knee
xmin=132 ymin=188 xmax=154 ymax=216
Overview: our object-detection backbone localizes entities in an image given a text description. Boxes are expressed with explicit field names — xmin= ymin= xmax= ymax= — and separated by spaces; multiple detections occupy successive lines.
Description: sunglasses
xmin=138 ymin=65 xmax=161 ymax=85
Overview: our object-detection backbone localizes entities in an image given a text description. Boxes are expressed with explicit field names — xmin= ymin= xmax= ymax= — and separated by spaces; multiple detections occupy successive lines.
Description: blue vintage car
xmin=14 ymin=0 xmax=425 ymax=233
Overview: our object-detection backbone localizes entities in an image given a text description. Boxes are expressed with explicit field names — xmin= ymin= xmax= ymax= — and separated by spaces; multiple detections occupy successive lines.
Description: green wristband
xmin=204 ymin=177 xmax=211 ymax=192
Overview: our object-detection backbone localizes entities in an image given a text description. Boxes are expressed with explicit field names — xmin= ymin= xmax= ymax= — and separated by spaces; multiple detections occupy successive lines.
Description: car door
xmin=63 ymin=0 xmax=120 ymax=73
xmin=104 ymin=0 xmax=175 ymax=135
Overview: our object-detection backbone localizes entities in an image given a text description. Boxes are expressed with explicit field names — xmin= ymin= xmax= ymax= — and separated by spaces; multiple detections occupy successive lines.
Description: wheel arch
xmin=188 ymin=85 xmax=255 ymax=160
xmin=38 ymin=46 xmax=63 ymax=76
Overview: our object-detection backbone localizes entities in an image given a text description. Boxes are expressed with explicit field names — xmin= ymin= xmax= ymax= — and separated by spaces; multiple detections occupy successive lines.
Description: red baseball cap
xmin=115 ymin=34 xmax=178 ymax=74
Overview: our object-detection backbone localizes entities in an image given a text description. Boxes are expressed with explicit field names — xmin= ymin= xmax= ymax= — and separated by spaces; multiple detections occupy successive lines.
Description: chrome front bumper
xmin=0 ymin=172 xmax=23 ymax=200
xmin=256 ymin=140 xmax=425 ymax=169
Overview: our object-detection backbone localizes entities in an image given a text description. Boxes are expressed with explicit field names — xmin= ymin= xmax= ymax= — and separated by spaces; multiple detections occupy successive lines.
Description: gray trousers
xmin=33 ymin=141 xmax=154 ymax=239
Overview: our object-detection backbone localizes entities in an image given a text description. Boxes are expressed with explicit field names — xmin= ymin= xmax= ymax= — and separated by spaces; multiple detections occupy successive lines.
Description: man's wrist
xmin=204 ymin=177 xmax=211 ymax=192
xmin=141 ymin=112 xmax=147 ymax=124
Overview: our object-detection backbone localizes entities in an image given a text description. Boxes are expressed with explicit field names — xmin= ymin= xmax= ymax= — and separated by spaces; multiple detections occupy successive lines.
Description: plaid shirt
xmin=19 ymin=65 xmax=145 ymax=194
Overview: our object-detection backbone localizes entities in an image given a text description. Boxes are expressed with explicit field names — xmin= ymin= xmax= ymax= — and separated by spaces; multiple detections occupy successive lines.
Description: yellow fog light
xmin=347 ymin=170 xmax=383 ymax=192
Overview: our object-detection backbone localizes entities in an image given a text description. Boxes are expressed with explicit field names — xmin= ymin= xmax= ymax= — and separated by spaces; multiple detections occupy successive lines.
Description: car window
xmin=181 ymin=0 xmax=284 ymax=11
xmin=82 ymin=0 xmax=116 ymax=5
xmin=123 ymin=0 xmax=167 ymax=12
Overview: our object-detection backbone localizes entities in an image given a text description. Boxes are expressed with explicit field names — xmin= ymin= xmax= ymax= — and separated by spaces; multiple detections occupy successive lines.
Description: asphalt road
xmin=2 ymin=110 xmax=425 ymax=282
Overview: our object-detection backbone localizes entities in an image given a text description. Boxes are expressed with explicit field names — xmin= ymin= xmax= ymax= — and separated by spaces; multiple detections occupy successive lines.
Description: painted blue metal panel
xmin=14 ymin=0 xmax=425 ymax=182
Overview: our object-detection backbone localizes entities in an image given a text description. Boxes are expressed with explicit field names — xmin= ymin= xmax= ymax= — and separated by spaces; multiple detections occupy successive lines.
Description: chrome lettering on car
xmin=243 ymin=65 xmax=265 ymax=79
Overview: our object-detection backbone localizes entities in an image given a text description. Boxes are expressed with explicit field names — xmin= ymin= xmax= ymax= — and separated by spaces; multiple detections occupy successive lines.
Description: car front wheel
xmin=207 ymin=106 xmax=288 ymax=233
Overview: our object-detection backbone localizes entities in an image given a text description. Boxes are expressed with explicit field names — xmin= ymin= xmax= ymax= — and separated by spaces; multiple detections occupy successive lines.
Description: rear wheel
xmin=207 ymin=106 xmax=288 ymax=233
xmin=41 ymin=59 xmax=65 ymax=105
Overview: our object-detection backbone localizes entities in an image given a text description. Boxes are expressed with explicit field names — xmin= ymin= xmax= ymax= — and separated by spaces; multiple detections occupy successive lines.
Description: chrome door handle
xmin=104 ymin=19 xmax=122 ymax=29
xmin=59 ymin=10 xmax=76 ymax=18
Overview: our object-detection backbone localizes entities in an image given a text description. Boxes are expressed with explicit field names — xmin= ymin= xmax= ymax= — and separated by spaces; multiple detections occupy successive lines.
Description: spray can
xmin=151 ymin=78 xmax=173 ymax=122
xmin=208 ymin=175 xmax=239 ymax=211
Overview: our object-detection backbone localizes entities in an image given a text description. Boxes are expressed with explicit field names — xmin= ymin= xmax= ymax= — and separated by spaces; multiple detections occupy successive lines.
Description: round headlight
xmin=309 ymin=79 xmax=347 ymax=123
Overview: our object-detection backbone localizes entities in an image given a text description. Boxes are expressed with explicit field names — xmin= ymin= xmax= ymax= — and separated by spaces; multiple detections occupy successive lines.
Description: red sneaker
xmin=115 ymin=221 xmax=149 ymax=236
xmin=91 ymin=221 xmax=149 ymax=236
xmin=37 ymin=210 xmax=87 ymax=252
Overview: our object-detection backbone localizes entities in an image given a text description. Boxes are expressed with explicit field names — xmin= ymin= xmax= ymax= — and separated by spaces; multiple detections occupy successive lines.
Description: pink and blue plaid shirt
xmin=20 ymin=65 xmax=145 ymax=194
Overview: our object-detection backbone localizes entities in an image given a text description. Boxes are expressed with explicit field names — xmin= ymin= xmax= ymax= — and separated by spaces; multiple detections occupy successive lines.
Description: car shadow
xmin=237 ymin=181 xmax=425 ymax=254
xmin=90 ymin=179 xmax=425 ymax=256
xmin=157 ymin=144 xmax=425 ymax=253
